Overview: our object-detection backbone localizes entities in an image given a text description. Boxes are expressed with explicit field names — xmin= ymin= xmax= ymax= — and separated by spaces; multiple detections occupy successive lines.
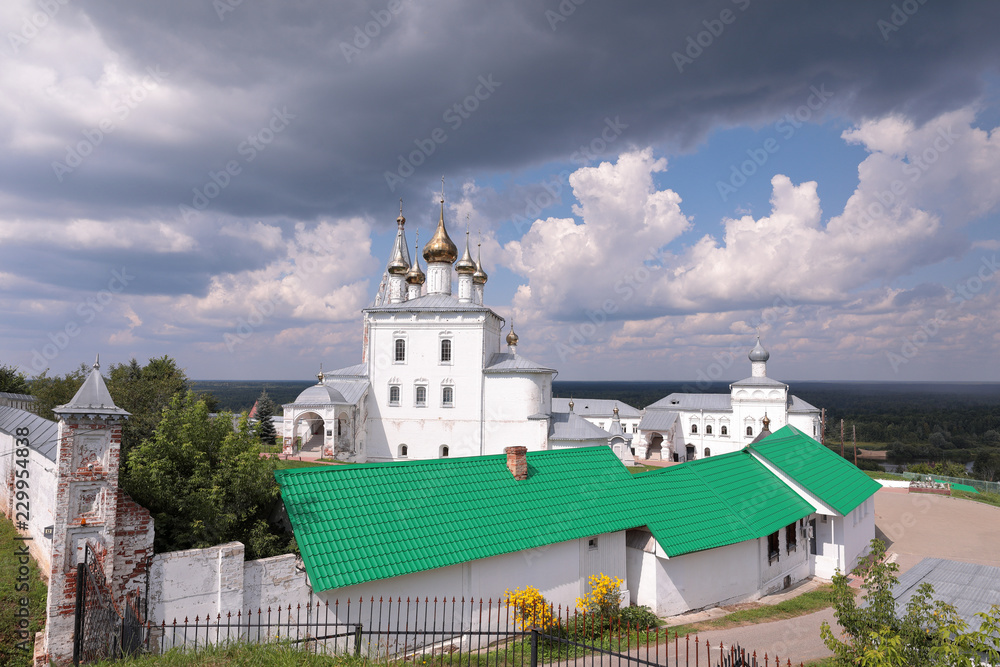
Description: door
xmin=809 ymin=519 xmax=817 ymax=555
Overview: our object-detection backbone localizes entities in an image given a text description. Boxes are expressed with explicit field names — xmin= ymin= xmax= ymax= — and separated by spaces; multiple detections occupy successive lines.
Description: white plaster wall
xmin=579 ymin=530 xmax=628 ymax=603
xmin=841 ymin=497 xmax=875 ymax=573
xmin=0 ymin=432 xmax=57 ymax=573
xmin=482 ymin=375 xmax=550 ymax=454
xmin=811 ymin=514 xmax=842 ymax=579
xmin=626 ymin=547 xmax=658 ymax=609
xmin=788 ymin=412 xmax=822 ymax=440
xmin=757 ymin=523 xmax=810 ymax=596
xmin=651 ymin=539 xmax=761 ymax=616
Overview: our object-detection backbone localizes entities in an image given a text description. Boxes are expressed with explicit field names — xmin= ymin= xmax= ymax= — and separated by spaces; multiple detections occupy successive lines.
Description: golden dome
xmin=473 ymin=241 xmax=488 ymax=284
xmin=456 ymin=231 xmax=476 ymax=274
xmin=423 ymin=199 xmax=458 ymax=264
xmin=405 ymin=237 xmax=425 ymax=285
xmin=506 ymin=322 xmax=519 ymax=347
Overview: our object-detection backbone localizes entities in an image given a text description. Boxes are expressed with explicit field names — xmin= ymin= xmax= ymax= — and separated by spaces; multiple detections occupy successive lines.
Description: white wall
xmin=0 ymin=432 xmax=57 ymax=573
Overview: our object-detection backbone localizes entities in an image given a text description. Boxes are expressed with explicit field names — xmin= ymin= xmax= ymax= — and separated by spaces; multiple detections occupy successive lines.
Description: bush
xmin=619 ymin=605 xmax=659 ymax=630
xmin=506 ymin=586 xmax=555 ymax=630
xmin=577 ymin=573 xmax=624 ymax=619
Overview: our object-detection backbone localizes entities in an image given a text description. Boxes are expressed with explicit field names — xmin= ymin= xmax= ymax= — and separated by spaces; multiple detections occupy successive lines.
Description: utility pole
xmin=853 ymin=424 xmax=857 ymax=466
xmin=841 ymin=419 xmax=845 ymax=458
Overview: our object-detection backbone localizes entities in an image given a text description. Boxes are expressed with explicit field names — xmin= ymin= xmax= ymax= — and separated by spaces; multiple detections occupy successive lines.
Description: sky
xmin=1 ymin=1 xmax=999 ymax=383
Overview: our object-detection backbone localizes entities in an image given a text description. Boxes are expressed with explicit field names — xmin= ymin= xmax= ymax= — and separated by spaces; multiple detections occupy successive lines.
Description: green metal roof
xmin=750 ymin=425 xmax=882 ymax=516
xmin=634 ymin=449 xmax=813 ymax=557
xmin=276 ymin=448 xmax=638 ymax=592
xmin=276 ymin=440 xmax=836 ymax=592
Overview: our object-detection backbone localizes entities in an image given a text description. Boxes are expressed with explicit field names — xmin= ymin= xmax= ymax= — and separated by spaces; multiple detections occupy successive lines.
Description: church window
xmin=785 ymin=523 xmax=797 ymax=553
xmin=394 ymin=338 xmax=406 ymax=362
xmin=440 ymin=339 xmax=452 ymax=363
xmin=389 ymin=385 xmax=400 ymax=406
xmin=704 ymin=448 xmax=711 ymax=457
xmin=691 ymin=424 xmax=698 ymax=434
xmin=588 ymin=537 xmax=598 ymax=550
xmin=415 ymin=385 xmax=427 ymax=407
xmin=399 ymin=444 xmax=408 ymax=457
xmin=746 ymin=426 xmax=753 ymax=436
xmin=721 ymin=425 xmax=728 ymax=436
xmin=706 ymin=425 xmax=713 ymax=435
xmin=442 ymin=386 xmax=454 ymax=407
xmin=767 ymin=531 xmax=780 ymax=564
xmin=440 ymin=445 xmax=449 ymax=458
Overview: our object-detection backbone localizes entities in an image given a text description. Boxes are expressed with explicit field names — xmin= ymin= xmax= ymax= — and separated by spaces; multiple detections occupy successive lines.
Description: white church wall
xmin=482 ymin=375 xmax=549 ymax=454
xmin=0 ymin=432 xmax=57 ymax=573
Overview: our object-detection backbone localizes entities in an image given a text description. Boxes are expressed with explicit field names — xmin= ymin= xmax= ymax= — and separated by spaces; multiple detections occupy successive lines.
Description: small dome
xmin=387 ymin=210 xmax=410 ymax=276
xmin=473 ymin=242 xmax=489 ymax=284
xmin=749 ymin=337 xmax=770 ymax=362
xmin=455 ymin=231 xmax=476 ymax=274
xmin=294 ymin=384 xmax=347 ymax=405
xmin=506 ymin=327 xmax=519 ymax=347
xmin=406 ymin=242 xmax=425 ymax=285
xmin=423 ymin=199 xmax=458 ymax=264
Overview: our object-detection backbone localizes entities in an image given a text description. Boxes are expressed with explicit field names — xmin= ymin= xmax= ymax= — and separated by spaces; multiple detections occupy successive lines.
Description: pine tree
xmin=255 ymin=389 xmax=278 ymax=446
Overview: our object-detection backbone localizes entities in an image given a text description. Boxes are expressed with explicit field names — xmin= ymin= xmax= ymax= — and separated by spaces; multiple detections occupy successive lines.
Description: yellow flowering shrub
xmin=505 ymin=586 xmax=555 ymax=629
xmin=576 ymin=573 xmax=623 ymax=619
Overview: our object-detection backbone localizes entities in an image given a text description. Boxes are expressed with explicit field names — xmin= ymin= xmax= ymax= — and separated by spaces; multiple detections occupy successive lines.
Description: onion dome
xmin=506 ymin=321 xmax=519 ymax=347
xmin=568 ymin=398 xmax=575 ymax=412
xmin=423 ymin=197 xmax=458 ymax=264
xmin=455 ymin=231 xmax=477 ymax=274
xmin=762 ymin=413 xmax=771 ymax=429
xmin=748 ymin=337 xmax=770 ymax=362
xmin=387 ymin=202 xmax=411 ymax=275
xmin=405 ymin=236 xmax=425 ymax=285
xmin=473 ymin=241 xmax=489 ymax=285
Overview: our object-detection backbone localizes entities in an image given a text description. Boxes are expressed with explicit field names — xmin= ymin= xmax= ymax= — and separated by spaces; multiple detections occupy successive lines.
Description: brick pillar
xmin=505 ymin=446 xmax=528 ymax=480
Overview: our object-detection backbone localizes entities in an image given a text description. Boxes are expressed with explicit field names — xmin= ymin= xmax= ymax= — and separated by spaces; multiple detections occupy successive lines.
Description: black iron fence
xmin=139 ymin=597 xmax=804 ymax=667
xmin=73 ymin=544 xmax=148 ymax=665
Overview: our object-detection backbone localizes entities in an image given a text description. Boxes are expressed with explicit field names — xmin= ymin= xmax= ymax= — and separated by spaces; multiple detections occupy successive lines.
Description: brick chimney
xmin=505 ymin=446 xmax=528 ymax=480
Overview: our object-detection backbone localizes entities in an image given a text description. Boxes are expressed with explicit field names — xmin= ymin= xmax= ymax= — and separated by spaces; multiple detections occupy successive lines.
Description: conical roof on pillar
xmin=54 ymin=356 xmax=130 ymax=417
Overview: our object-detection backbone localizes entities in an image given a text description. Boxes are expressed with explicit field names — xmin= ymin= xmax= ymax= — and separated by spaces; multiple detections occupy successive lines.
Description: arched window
xmin=691 ymin=424 xmax=698 ymax=434
xmin=415 ymin=386 xmax=427 ymax=406
xmin=440 ymin=339 xmax=452 ymax=363
xmin=399 ymin=444 xmax=408 ymax=457
xmin=706 ymin=425 xmax=713 ymax=435
xmin=442 ymin=386 xmax=454 ymax=407
xmin=389 ymin=385 xmax=400 ymax=405
xmin=440 ymin=445 xmax=449 ymax=458
xmin=394 ymin=338 xmax=406 ymax=362
xmin=746 ymin=426 xmax=753 ymax=436
xmin=704 ymin=448 xmax=711 ymax=457
xmin=721 ymin=425 xmax=728 ymax=436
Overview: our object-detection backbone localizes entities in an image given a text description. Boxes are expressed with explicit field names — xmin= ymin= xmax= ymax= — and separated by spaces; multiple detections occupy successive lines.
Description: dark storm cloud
xmin=4 ymin=0 xmax=999 ymax=232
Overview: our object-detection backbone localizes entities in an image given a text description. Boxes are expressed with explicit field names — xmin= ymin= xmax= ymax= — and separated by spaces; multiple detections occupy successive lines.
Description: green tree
xmin=254 ymin=389 xmax=278 ymax=446
xmin=126 ymin=391 xmax=290 ymax=559
xmin=973 ymin=449 xmax=1000 ymax=482
xmin=0 ymin=364 xmax=29 ymax=394
xmin=27 ymin=365 xmax=88 ymax=420
xmin=821 ymin=538 xmax=1000 ymax=665
xmin=106 ymin=356 xmax=189 ymax=469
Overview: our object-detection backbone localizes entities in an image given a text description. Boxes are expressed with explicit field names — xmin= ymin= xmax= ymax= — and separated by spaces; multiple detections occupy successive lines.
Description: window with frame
xmin=691 ymin=424 xmax=698 ymax=434
xmin=721 ymin=425 xmax=728 ymax=435
xmin=746 ymin=425 xmax=753 ymax=436
xmin=786 ymin=523 xmax=797 ymax=553
xmin=399 ymin=444 xmax=408 ymax=457
xmin=588 ymin=537 xmax=598 ymax=550
xmin=442 ymin=386 xmax=454 ymax=407
xmin=389 ymin=385 xmax=400 ymax=406
xmin=767 ymin=531 xmax=780 ymax=564
xmin=415 ymin=385 xmax=427 ymax=406
xmin=440 ymin=339 xmax=452 ymax=363
xmin=440 ymin=445 xmax=449 ymax=458
xmin=706 ymin=424 xmax=713 ymax=435
xmin=704 ymin=448 xmax=711 ymax=457
xmin=394 ymin=338 xmax=406 ymax=362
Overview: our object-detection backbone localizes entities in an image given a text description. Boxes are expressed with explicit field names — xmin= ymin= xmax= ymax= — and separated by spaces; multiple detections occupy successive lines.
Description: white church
xmin=282 ymin=196 xmax=821 ymax=465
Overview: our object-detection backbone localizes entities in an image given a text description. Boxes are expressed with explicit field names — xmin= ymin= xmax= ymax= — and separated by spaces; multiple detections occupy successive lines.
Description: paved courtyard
xmin=675 ymin=488 xmax=1000 ymax=664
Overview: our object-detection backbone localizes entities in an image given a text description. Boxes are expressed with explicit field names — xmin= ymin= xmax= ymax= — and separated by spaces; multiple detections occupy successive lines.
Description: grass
xmin=864 ymin=470 xmax=909 ymax=481
xmin=92 ymin=642 xmax=365 ymax=666
xmin=627 ymin=465 xmax=660 ymax=474
xmin=273 ymin=458 xmax=341 ymax=470
xmin=663 ymin=585 xmax=834 ymax=638
xmin=953 ymin=489 xmax=1000 ymax=508
xmin=0 ymin=514 xmax=48 ymax=667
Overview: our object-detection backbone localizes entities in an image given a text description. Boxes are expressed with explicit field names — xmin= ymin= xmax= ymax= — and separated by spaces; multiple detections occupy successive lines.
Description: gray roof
xmin=637 ymin=409 xmax=679 ymax=432
xmin=326 ymin=363 xmax=368 ymax=378
xmin=290 ymin=383 xmax=349 ymax=405
xmin=0 ymin=406 xmax=58 ymax=462
xmin=731 ymin=376 xmax=788 ymax=388
xmin=647 ymin=393 xmax=733 ymax=411
xmin=549 ymin=411 xmax=610 ymax=441
xmin=365 ymin=293 xmax=501 ymax=315
xmin=0 ymin=392 xmax=35 ymax=402
xmin=551 ymin=398 xmax=640 ymax=418
xmin=788 ymin=395 xmax=820 ymax=413
xmin=484 ymin=352 xmax=557 ymax=375
xmin=893 ymin=558 xmax=1000 ymax=632
xmin=53 ymin=363 xmax=129 ymax=417
xmin=326 ymin=379 xmax=368 ymax=405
